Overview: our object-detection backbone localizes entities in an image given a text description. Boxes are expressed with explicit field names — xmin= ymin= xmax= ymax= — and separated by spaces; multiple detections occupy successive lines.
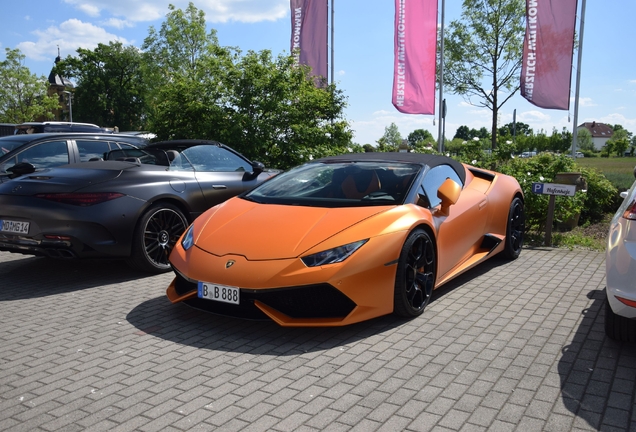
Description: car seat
xmin=341 ymin=170 xmax=381 ymax=199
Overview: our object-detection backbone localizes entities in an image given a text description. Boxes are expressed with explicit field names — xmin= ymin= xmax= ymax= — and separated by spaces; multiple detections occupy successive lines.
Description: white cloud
xmin=102 ymin=18 xmax=134 ymax=29
xmin=61 ymin=0 xmax=289 ymax=24
xmin=518 ymin=110 xmax=551 ymax=123
xmin=599 ymin=113 xmax=636 ymax=129
xmin=371 ymin=110 xmax=392 ymax=116
xmin=78 ymin=3 xmax=101 ymax=17
xmin=17 ymin=19 xmax=129 ymax=61
xmin=575 ymin=97 xmax=596 ymax=107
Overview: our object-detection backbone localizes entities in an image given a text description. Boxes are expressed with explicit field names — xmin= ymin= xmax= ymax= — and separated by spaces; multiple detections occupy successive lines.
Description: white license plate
xmin=198 ymin=282 xmax=240 ymax=305
xmin=0 ymin=219 xmax=29 ymax=234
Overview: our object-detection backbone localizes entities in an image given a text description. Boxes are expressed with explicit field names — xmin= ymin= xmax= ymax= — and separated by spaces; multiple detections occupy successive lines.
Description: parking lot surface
xmin=1 ymin=247 xmax=634 ymax=432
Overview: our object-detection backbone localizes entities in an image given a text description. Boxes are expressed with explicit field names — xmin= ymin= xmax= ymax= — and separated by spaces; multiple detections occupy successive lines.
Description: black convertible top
xmin=147 ymin=139 xmax=224 ymax=150
xmin=314 ymin=152 xmax=466 ymax=185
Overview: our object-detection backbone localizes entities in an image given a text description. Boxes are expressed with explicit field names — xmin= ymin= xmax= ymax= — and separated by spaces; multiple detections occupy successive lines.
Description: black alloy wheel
xmin=394 ymin=228 xmax=436 ymax=317
xmin=502 ymin=196 xmax=525 ymax=260
xmin=128 ymin=203 xmax=188 ymax=273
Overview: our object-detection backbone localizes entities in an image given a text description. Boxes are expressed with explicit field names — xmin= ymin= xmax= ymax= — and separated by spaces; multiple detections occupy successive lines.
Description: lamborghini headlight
xmin=301 ymin=239 xmax=368 ymax=267
xmin=181 ymin=225 xmax=194 ymax=250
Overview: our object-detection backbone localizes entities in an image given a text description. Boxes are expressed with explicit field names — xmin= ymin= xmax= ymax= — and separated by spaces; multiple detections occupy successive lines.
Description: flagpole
xmin=331 ymin=0 xmax=335 ymax=84
xmin=571 ymin=0 xmax=586 ymax=157
xmin=437 ymin=0 xmax=445 ymax=153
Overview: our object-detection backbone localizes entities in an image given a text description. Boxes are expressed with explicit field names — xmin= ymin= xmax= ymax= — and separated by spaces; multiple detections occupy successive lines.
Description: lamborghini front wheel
xmin=393 ymin=228 xmax=436 ymax=318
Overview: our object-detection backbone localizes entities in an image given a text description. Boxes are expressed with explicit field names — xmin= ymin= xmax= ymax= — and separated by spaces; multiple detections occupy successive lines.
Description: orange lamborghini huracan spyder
xmin=166 ymin=152 xmax=524 ymax=327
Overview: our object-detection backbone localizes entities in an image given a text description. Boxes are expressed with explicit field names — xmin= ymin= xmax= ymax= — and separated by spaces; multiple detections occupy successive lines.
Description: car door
xmin=0 ymin=139 xmax=72 ymax=173
xmin=181 ymin=145 xmax=263 ymax=207
xmin=75 ymin=139 xmax=113 ymax=162
xmin=419 ymin=164 xmax=487 ymax=278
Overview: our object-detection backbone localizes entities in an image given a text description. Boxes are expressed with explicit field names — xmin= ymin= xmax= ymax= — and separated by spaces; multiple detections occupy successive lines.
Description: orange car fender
xmin=483 ymin=174 xmax=524 ymax=237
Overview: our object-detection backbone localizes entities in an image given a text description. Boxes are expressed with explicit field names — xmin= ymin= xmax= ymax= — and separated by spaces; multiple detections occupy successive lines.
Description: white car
xmin=606 ymin=178 xmax=636 ymax=341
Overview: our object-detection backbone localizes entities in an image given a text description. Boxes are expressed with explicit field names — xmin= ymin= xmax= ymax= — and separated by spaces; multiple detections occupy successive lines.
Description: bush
xmin=581 ymin=149 xmax=596 ymax=158
xmin=496 ymin=154 xmax=585 ymax=230
xmin=578 ymin=166 xmax=620 ymax=224
xmin=446 ymin=150 xmax=619 ymax=231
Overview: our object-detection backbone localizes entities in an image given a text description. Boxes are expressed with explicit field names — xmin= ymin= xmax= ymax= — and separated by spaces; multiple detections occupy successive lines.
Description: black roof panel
xmin=314 ymin=152 xmax=466 ymax=184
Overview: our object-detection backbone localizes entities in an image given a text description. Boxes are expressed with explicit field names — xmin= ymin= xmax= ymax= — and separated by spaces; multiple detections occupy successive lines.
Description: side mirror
xmin=7 ymin=162 xmax=36 ymax=178
xmin=251 ymin=161 xmax=265 ymax=176
xmin=436 ymin=178 xmax=461 ymax=216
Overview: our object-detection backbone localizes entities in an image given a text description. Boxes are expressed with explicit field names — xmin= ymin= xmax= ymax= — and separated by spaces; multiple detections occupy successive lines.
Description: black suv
xmin=0 ymin=133 xmax=149 ymax=178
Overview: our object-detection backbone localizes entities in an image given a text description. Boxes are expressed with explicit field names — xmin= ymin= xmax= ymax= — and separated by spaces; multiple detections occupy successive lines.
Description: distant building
xmin=577 ymin=122 xmax=614 ymax=151
xmin=45 ymin=49 xmax=75 ymax=122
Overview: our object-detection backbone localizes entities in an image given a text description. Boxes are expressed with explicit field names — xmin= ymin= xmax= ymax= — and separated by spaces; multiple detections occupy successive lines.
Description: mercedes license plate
xmin=0 ymin=219 xmax=29 ymax=234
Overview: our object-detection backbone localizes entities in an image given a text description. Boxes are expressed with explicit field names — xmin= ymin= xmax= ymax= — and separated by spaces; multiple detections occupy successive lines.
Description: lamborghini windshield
xmin=244 ymin=161 xmax=421 ymax=207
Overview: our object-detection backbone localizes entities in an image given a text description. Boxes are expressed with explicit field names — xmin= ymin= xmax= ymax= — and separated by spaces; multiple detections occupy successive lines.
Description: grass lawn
xmin=575 ymin=156 xmax=636 ymax=190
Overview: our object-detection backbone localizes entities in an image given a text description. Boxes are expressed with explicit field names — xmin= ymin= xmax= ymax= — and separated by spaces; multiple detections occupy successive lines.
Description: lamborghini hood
xmin=194 ymin=198 xmax=392 ymax=260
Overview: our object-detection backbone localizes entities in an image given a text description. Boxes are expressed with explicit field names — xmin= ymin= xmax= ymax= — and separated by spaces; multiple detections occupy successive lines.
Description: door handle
xmin=212 ymin=185 xmax=227 ymax=190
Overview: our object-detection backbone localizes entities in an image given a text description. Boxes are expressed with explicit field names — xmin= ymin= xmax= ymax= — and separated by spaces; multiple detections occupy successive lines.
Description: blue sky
xmin=2 ymin=0 xmax=635 ymax=145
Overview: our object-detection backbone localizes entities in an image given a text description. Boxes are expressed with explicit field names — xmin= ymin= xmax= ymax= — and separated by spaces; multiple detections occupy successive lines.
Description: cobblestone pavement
xmin=0 ymin=247 xmax=634 ymax=432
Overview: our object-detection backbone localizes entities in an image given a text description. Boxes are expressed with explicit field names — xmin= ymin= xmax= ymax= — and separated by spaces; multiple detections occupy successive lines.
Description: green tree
xmin=475 ymin=127 xmax=490 ymax=140
xmin=499 ymin=121 xmax=532 ymax=138
xmin=548 ymin=127 xmax=572 ymax=153
xmin=0 ymin=48 xmax=59 ymax=123
xmin=407 ymin=128 xmax=434 ymax=147
xmin=55 ymin=42 xmax=148 ymax=130
xmin=454 ymin=125 xmax=470 ymax=140
xmin=376 ymin=123 xmax=403 ymax=152
xmin=445 ymin=137 xmax=466 ymax=155
xmin=602 ymin=140 xmax=615 ymax=158
xmin=577 ymin=128 xmax=594 ymax=152
xmin=609 ymin=128 xmax=630 ymax=157
xmin=444 ymin=0 xmax=525 ymax=149
xmin=143 ymin=3 xmax=352 ymax=168
xmin=408 ymin=128 xmax=437 ymax=152
xmin=142 ymin=2 xmax=234 ymax=140
xmin=143 ymin=3 xmax=222 ymax=78
xmin=221 ymin=50 xmax=352 ymax=168
xmin=533 ymin=130 xmax=550 ymax=153
xmin=363 ymin=144 xmax=375 ymax=152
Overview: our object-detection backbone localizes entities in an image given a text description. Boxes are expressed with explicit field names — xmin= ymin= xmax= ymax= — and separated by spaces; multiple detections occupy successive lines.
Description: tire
xmin=502 ymin=196 xmax=525 ymax=260
xmin=393 ymin=228 xmax=436 ymax=318
xmin=605 ymin=295 xmax=636 ymax=342
xmin=127 ymin=203 xmax=188 ymax=273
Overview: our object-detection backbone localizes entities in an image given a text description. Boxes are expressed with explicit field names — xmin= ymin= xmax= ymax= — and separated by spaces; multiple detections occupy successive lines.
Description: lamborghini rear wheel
xmin=127 ymin=203 xmax=188 ymax=273
xmin=502 ymin=196 xmax=525 ymax=260
xmin=394 ymin=228 xmax=436 ymax=318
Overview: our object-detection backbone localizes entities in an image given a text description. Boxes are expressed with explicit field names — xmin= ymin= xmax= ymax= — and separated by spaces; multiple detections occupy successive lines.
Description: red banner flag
xmin=521 ymin=0 xmax=577 ymax=110
xmin=290 ymin=0 xmax=328 ymax=80
xmin=392 ymin=0 xmax=438 ymax=115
